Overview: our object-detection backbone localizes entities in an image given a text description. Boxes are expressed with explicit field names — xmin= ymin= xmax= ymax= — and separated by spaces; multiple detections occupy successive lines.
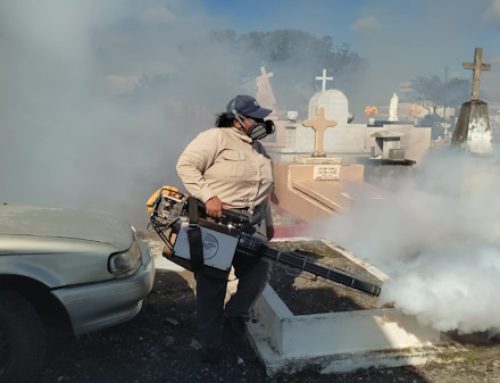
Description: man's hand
xmin=205 ymin=196 xmax=223 ymax=218
xmin=266 ymin=225 xmax=275 ymax=241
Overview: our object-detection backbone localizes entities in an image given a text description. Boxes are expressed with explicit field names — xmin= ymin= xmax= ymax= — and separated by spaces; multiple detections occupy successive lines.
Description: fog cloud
xmin=1 ymin=0 xmax=499 ymax=230
xmin=484 ymin=0 xmax=500 ymax=26
xmin=312 ymin=150 xmax=500 ymax=333
xmin=0 ymin=0 xmax=244 ymax=225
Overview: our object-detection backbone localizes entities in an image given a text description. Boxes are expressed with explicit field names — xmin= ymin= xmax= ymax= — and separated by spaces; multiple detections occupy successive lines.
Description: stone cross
xmin=260 ymin=66 xmax=273 ymax=81
xmin=302 ymin=107 xmax=337 ymax=157
xmin=315 ymin=69 xmax=333 ymax=92
xmin=463 ymin=48 xmax=491 ymax=100
xmin=256 ymin=66 xmax=277 ymax=111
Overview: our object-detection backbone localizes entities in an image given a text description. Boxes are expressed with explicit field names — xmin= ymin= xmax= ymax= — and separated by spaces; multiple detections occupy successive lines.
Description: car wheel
xmin=0 ymin=290 xmax=47 ymax=383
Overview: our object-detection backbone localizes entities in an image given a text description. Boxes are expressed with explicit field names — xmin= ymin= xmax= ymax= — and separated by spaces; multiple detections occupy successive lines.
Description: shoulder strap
xmin=252 ymin=141 xmax=270 ymax=159
xmin=187 ymin=197 xmax=204 ymax=271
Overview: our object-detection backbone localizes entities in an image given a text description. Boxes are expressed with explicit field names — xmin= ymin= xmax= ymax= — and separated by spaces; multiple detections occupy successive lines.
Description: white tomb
xmin=292 ymin=88 xmax=367 ymax=154
xmin=247 ymin=238 xmax=444 ymax=376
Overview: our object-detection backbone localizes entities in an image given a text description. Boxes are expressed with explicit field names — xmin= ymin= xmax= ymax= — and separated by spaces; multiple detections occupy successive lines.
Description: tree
xmin=411 ymin=75 xmax=470 ymax=110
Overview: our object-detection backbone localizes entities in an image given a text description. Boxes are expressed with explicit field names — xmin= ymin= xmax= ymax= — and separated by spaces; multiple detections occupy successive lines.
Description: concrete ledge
xmin=247 ymin=238 xmax=443 ymax=375
xmin=248 ymin=285 xmax=443 ymax=375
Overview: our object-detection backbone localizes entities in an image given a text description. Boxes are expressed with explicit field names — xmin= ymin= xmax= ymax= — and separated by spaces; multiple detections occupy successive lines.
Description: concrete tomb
xmin=247 ymin=238 xmax=443 ymax=375
xmin=371 ymin=131 xmax=405 ymax=160
xmin=263 ymin=72 xmax=430 ymax=223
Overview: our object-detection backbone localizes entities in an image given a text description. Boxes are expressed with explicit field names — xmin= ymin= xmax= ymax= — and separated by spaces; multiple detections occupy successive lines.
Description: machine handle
xmin=194 ymin=200 xmax=250 ymax=225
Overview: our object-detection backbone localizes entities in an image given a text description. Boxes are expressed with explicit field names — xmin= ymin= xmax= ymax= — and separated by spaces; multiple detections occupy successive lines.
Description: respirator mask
xmin=232 ymin=109 xmax=275 ymax=141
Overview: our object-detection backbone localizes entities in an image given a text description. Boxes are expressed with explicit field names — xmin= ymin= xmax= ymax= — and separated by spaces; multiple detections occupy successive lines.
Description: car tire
xmin=0 ymin=289 xmax=47 ymax=383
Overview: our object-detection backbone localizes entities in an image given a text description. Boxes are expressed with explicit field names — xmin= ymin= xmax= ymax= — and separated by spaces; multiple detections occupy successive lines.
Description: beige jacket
xmin=176 ymin=127 xmax=273 ymax=224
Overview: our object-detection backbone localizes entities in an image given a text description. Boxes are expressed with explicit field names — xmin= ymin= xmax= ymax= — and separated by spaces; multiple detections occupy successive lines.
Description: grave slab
xmin=246 ymin=238 xmax=444 ymax=375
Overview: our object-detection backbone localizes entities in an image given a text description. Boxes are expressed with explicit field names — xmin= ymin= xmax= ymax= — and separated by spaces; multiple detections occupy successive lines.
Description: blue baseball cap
xmin=226 ymin=95 xmax=272 ymax=119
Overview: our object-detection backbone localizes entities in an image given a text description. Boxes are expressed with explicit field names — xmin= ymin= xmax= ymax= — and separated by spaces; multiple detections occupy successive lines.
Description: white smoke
xmin=484 ymin=0 xmax=500 ymax=26
xmin=1 ymin=0 xmax=499 ymax=231
xmin=0 ymin=0 xmax=243 ymax=225
xmin=312 ymin=149 xmax=500 ymax=333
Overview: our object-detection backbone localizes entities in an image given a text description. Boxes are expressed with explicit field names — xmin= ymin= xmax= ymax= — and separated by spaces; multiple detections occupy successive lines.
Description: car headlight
xmin=108 ymin=240 xmax=142 ymax=277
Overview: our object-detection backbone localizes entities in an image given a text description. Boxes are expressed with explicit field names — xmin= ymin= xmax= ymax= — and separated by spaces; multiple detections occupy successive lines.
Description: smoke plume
xmin=312 ymin=149 xmax=500 ymax=333
xmin=0 ymin=0 xmax=243 ymax=225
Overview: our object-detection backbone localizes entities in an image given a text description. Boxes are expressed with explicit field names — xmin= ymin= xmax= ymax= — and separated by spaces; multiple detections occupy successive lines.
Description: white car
xmin=0 ymin=204 xmax=155 ymax=382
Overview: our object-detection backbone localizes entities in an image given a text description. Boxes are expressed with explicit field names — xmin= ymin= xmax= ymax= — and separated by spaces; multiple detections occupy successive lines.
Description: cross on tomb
xmin=256 ymin=66 xmax=277 ymax=113
xmin=260 ymin=66 xmax=274 ymax=80
xmin=315 ymin=69 xmax=333 ymax=92
xmin=463 ymin=48 xmax=491 ymax=100
xmin=302 ymin=107 xmax=337 ymax=157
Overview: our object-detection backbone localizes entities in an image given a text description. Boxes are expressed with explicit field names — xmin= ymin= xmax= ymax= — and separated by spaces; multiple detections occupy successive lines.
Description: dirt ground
xmin=267 ymin=240 xmax=383 ymax=314
xmin=34 ymin=235 xmax=500 ymax=383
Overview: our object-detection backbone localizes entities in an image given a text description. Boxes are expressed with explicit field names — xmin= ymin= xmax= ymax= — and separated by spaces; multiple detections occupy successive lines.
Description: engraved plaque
xmin=313 ymin=165 xmax=340 ymax=180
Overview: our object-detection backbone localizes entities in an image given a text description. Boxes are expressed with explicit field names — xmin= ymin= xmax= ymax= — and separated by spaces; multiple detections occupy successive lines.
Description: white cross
xmin=260 ymin=66 xmax=274 ymax=80
xmin=315 ymin=69 xmax=333 ymax=92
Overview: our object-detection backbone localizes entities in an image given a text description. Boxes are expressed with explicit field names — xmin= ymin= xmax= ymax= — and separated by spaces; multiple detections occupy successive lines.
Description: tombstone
xmin=290 ymin=87 xmax=365 ymax=153
xmin=451 ymin=48 xmax=492 ymax=155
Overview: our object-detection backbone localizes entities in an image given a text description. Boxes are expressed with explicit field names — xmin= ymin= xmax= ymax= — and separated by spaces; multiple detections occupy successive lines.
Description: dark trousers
xmin=194 ymin=251 xmax=269 ymax=348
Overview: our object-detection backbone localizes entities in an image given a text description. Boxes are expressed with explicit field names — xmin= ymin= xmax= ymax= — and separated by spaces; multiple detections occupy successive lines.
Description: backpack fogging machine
xmin=147 ymin=186 xmax=381 ymax=297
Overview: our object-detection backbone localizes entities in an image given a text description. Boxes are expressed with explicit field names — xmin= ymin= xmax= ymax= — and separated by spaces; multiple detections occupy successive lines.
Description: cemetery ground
xmin=36 ymin=234 xmax=500 ymax=383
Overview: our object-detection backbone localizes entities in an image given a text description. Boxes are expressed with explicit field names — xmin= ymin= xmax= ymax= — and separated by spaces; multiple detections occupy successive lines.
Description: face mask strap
xmin=231 ymin=108 xmax=246 ymax=127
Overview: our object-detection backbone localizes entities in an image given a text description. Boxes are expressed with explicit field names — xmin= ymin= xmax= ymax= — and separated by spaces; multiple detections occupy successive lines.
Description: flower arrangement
xmin=409 ymin=104 xmax=423 ymax=117
xmin=364 ymin=105 xmax=378 ymax=116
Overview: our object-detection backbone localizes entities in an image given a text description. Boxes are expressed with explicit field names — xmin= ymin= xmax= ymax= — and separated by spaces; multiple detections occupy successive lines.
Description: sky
xmin=203 ymin=0 xmax=500 ymax=97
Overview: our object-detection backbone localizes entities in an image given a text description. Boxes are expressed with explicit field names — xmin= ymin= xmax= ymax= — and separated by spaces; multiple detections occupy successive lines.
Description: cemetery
xmin=235 ymin=48 xmax=498 ymax=375
xmin=4 ymin=3 xmax=500 ymax=382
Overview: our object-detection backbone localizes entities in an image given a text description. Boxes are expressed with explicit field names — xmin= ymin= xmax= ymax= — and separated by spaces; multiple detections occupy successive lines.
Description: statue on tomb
xmin=388 ymin=93 xmax=399 ymax=122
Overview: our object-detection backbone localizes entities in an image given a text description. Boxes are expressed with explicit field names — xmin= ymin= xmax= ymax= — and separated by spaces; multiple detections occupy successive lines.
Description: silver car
xmin=0 ymin=204 xmax=155 ymax=382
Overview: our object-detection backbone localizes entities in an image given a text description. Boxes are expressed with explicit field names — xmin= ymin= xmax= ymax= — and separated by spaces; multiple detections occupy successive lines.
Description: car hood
xmin=0 ymin=204 xmax=133 ymax=251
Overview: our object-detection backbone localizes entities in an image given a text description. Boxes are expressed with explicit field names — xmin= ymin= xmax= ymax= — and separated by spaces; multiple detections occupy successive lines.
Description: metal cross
xmin=315 ymin=69 xmax=333 ymax=92
xmin=463 ymin=48 xmax=491 ymax=100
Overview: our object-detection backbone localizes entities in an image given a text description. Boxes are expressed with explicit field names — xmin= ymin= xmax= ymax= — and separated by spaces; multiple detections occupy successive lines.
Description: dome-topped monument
xmin=308 ymin=89 xmax=349 ymax=124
